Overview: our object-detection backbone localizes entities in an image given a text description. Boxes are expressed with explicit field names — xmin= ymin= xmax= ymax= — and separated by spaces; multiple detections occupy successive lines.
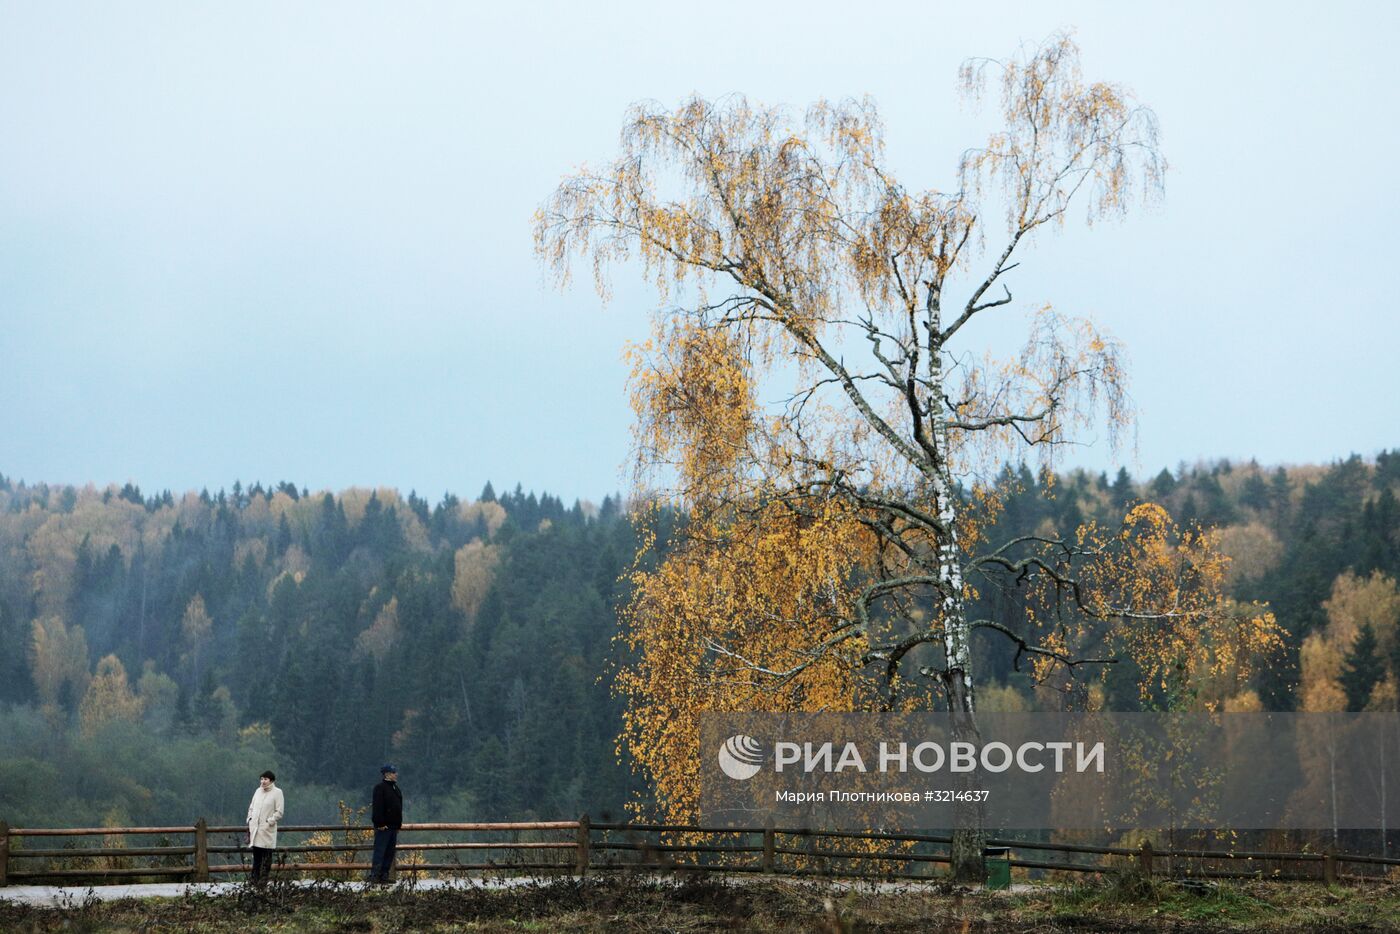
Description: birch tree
xmin=537 ymin=35 xmax=1278 ymax=878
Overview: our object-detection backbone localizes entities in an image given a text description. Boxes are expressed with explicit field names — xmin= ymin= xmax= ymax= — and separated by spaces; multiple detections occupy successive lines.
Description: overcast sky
xmin=2 ymin=1 xmax=1396 ymax=503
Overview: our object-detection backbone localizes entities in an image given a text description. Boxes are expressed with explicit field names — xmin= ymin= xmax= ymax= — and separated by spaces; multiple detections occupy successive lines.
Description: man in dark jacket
xmin=368 ymin=764 xmax=403 ymax=884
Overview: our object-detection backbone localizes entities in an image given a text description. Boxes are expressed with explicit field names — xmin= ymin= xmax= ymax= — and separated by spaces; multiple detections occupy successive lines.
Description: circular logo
xmin=718 ymin=734 xmax=765 ymax=780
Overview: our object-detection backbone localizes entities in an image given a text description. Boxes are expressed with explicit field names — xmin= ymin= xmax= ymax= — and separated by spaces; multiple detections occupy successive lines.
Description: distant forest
xmin=1 ymin=454 xmax=1398 ymax=829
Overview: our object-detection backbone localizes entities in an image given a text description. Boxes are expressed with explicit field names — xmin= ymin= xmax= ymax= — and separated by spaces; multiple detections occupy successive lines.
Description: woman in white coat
xmin=246 ymin=770 xmax=284 ymax=884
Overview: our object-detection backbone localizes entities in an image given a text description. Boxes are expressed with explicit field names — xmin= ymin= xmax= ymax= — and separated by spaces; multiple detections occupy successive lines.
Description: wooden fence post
xmin=1 ymin=820 xmax=9 ymax=887
xmin=1137 ymin=840 xmax=1154 ymax=877
xmin=1323 ymin=845 xmax=1337 ymax=886
xmin=575 ymin=814 xmax=590 ymax=876
xmin=194 ymin=818 xmax=210 ymax=882
xmin=762 ymin=820 xmax=775 ymax=874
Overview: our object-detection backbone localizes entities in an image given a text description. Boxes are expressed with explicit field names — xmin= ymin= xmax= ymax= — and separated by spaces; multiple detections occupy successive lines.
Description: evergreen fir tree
xmin=1341 ymin=622 xmax=1385 ymax=711
xmin=1179 ymin=493 xmax=1200 ymax=526
xmin=599 ymin=494 xmax=620 ymax=521
xmin=1150 ymin=467 xmax=1176 ymax=499
xmin=407 ymin=490 xmax=431 ymax=525
xmin=276 ymin=514 xmax=293 ymax=555
xmin=1388 ymin=625 xmax=1400 ymax=686
xmin=1364 ymin=487 xmax=1399 ymax=574
xmin=1242 ymin=471 xmax=1271 ymax=512
xmin=1194 ymin=471 xmax=1238 ymax=526
xmin=1270 ymin=467 xmax=1291 ymax=519
xmin=0 ymin=599 xmax=30 ymax=702
xmin=1110 ymin=467 xmax=1136 ymax=512
xmin=1376 ymin=449 xmax=1400 ymax=488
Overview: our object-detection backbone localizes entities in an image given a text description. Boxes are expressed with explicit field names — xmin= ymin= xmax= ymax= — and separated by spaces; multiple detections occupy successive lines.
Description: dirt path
xmin=0 ymin=874 xmax=1031 ymax=907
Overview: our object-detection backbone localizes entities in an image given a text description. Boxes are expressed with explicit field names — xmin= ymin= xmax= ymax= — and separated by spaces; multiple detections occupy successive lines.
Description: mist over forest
xmin=1 ymin=453 xmax=1397 ymax=830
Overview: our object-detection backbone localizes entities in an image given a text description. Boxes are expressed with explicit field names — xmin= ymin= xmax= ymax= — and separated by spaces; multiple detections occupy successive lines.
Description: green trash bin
xmin=984 ymin=846 xmax=1011 ymax=890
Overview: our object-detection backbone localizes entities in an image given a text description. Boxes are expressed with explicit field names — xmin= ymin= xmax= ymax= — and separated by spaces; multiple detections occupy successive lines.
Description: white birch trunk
xmin=927 ymin=323 xmax=986 ymax=882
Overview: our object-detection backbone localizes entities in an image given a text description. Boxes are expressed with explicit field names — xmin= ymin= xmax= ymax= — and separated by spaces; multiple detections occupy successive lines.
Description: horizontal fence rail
xmin=2 ymin=816 xmax=1397 ymax=887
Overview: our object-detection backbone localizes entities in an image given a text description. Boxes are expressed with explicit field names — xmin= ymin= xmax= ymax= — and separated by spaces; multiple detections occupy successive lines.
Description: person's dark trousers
xmin=250 ymin=846 xmax=274 ymax=884
xmin=369 ymin=828 xmax=399 ymax=883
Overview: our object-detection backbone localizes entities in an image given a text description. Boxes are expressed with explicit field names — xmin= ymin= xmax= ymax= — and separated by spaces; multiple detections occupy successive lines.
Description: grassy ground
xmin=1 ymin=873 xmax=1397 ymax=932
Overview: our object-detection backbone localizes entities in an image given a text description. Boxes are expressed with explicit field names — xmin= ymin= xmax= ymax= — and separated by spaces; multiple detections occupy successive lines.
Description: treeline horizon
xmin=0 ymin=452 xmax=1397 ymax=831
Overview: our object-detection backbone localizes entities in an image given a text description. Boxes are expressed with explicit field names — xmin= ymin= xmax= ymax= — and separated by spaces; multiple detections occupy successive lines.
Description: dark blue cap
xmin=380 ymin=763 xmax=398 ymax=774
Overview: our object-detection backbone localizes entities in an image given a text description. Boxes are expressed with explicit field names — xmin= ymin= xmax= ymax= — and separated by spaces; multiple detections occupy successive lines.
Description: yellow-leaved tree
xmin=536 ymin=35 xmax=1278 ymax=878
xmin=180 ymin=594 xmax=213 ymax=689
xmin=30 ymin=614 xmax=91 ymax=725
xmin=79 ymin=655 xmax=143 ymax=737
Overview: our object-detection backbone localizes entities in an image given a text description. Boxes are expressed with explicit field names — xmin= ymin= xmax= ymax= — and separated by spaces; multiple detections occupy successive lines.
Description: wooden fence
xmin=2 ymin=817 xmax=1397 ymax=886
